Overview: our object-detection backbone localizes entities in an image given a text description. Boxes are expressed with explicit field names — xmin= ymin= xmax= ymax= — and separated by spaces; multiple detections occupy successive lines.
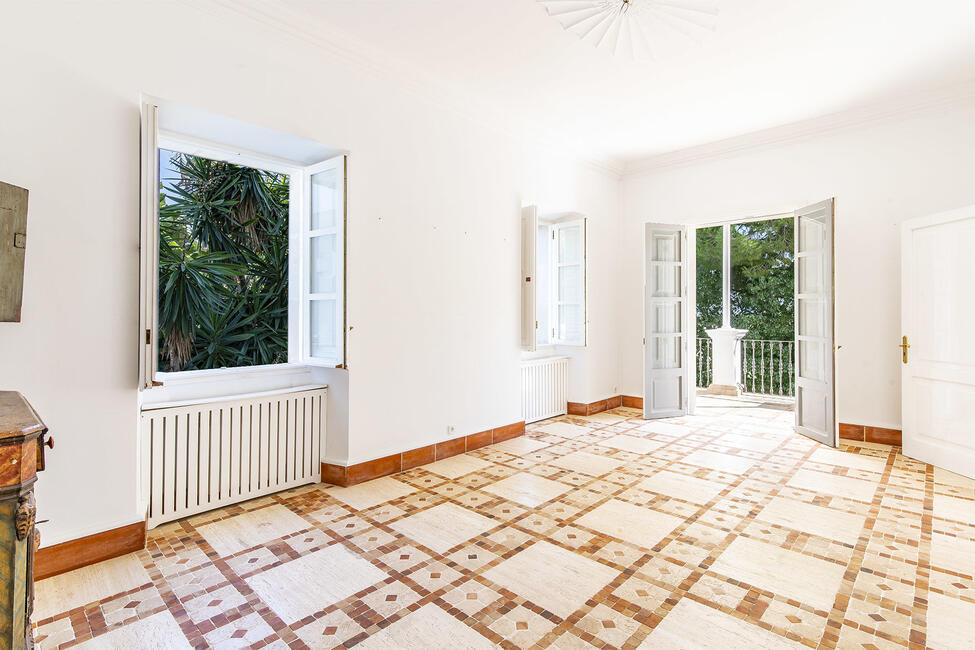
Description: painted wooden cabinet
xmin=0 ymin=392 xmax=51 ymax=648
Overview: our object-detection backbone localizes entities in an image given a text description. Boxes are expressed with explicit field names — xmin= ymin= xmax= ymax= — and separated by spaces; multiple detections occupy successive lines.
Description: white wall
xmin=619 ymin=97 xmax=975 ymax=430
xmin=0 ymin=2 xmax=621 ymax=544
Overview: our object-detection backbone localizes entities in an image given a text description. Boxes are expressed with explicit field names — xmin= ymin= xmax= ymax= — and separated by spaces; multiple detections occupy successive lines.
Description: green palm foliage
xmin=158 ymin=150 xmax=289 ymax=372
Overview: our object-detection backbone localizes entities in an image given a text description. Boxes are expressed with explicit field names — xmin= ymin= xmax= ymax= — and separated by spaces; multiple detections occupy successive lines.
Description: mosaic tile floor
xmin=34 ymin=396 xmax=975 ymax=648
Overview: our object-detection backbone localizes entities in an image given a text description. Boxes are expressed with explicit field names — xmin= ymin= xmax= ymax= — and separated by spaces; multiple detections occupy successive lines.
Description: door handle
xmin=899 ymin=335 xmax=910 ymax=364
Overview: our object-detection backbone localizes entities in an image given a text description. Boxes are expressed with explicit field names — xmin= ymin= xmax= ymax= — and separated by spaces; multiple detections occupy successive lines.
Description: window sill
xmin=153 ymin=363 xmax=314 ymax=388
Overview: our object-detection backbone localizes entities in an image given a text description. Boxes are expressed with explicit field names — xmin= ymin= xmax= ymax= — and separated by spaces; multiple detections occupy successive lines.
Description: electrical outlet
xmin=447 ymin=425 xmax=456 ymax=436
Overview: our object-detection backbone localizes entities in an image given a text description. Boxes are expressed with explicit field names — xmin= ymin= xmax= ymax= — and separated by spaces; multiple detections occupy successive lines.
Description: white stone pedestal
xmin=705 ymin=327 xmax=749 ymax=396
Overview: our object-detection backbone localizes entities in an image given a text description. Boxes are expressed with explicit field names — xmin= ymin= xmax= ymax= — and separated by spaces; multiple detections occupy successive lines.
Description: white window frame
xmin=139 ymin=102 xmax=346 ymax=388
xmin=545 ymin=217 xmax=587 ymax=347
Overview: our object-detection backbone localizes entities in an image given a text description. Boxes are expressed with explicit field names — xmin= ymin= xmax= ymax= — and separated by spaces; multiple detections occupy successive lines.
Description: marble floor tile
xmin=35 ymin=553 xmax=152 ymax=621
xmin=357 ymin=603 xmax=494 ymax=649
xmin=549 ymin=450 xmax=624 ymax=475
xmin=598 ymin=434 xmax=663 ymax=454
xmin=483 ymin=540 xmax=619 ymax=618
xmin=683 ymin=449 xmax=757 ymax=474
xmin=576 ymin=499 xmax=683 ymax=549
xmin=326 ymin=476 xmax=418 ymax=510
xmin=536 ymin=421 xmax=592 ymax=437
xmin=637 ymin=470 xmax=726 ymax=503
xmin=926 ymin=591 xmax=975 ymax=650
xmin=642 ymin=598 xmax=804 ymax=649
xmin=710 ymin=536 xmax=846 ymax=611
xmin=245 ymin=544 xmax=387 ymax=623
xmin=787 ymin=468 xmax=877 ymax=502
xmin=755 ymin=496 xmax=866 ymax=545
xmin=425 ymin=454 xmax=493 ymax=479
xmin=389 ymin=502 xmax=497 ymax=554
xmin=74 ymin=610 xmax=191 ymax=649
xmin=480 ymin=472 xmax=569 ymax=507
xmin=932 ymin=492 xmax=975 ymax=523
xmin=196 ymin=503 xmax=309 ymax=556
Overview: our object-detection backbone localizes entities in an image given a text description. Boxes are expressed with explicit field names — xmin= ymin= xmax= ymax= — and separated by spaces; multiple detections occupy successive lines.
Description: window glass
xmin=157 ymin=149 xmax=289 ymax=372
xmin=695 ymin=225 xmax=722 ymax=338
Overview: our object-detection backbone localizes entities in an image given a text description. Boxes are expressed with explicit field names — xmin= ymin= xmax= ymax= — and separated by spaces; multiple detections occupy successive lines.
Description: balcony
xmin=697 ymin=337 xmax=795 ymax=398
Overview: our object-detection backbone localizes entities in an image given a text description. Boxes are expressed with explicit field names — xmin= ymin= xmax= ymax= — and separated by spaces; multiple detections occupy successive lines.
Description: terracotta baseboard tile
xmin=838 ymin=422 xmax=901 ymax=446
xmin=569 ymin=396 xmax=626 ymax=417
xmin=492 ymin=421 xmax=525 ymax=443
xmin=567 ymin=402 xmax=588 ymax=416
xmin=435 ymin=436 xmax=466 ymax=461
xmin=622 ymin=395 xmax=643 ymax=409
xmin=466 ymin=429 xmax=494 ymax=451
xmin=838 ymin=423 xmax=865 ymax=441
xmin=36 ymin=520 xmax=147 ymax=581
xmin=865 ymin=426 xmax=902 ymax=446
xmin=321 ymin=419 xmax=526 ymax=487
xmin=402 ymin=445 xmax=436 ymax=470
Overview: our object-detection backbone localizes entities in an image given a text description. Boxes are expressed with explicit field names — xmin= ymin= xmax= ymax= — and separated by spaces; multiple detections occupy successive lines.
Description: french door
xmin=644 ymin=223 xmax=689 ymax=419
xmin=794 ymin=199 xmax=836 ymax=446
xmin=902 ymin=205 xmax=975 ymax=478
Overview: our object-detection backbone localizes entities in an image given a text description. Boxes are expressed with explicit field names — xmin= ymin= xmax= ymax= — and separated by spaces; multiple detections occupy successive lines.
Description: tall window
xmin=139 ymin=101 xmax=346 ymax=388
xmin=522 ymin=208 xmax=587 ymax=350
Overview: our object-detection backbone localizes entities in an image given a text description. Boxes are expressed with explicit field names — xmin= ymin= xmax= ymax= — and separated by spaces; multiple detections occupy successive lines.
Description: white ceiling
xmin=225 ymin=0 xmax=975 ymax=169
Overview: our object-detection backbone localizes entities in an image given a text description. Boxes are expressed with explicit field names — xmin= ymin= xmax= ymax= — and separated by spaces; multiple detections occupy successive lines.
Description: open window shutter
xmin=521 ymin=206 xmax=538 ymax=351
xmin=139 ymin=101 xmax=159 ymax=390
xmin=303 ymin=154 xmax=346 ymax=367
xmin=552 ymin=218 xmax=586 ymax=346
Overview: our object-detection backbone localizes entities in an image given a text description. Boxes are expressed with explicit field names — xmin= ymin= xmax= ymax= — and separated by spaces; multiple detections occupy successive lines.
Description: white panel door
xmin=522 ymin=206 xmax=538 ymax=351
xmin=902 ymin=205 xmax=975 ymax=478
xmin=644 ymin=223 xmax=688 ymax=419
xmin=794 ymin=199 xmax=836 ymax=446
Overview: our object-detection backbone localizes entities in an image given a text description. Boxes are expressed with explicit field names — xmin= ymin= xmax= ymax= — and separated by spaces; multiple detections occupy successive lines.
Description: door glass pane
xmin=652 ymin=264 xmax=681 ymax=297
xmin=310 ymin=234 xmax=337 ymax=294
xmin=652 ymin=336 xmax=681 ymax=369
xmin=652 ymin=302 xmax=680 ymax=334
xmin=695 ymin=225 xmax=722 ymax=336
xmin=310 ymin=299 xmax=336 ymax=357
xmin=798 ymin=212 xmax=827 ymax=253
xmin=558 ymin=304 xmax=583 ymax=342
xmin=799 ymin=339 xmax=823 ymax=381
xmin=798 ymin=298 xmax=824 ymax=337
xmin=310 ymin=168 xmax=338 ymax=230
xmin=652 ymin=231 xmax=680 ymax=262
xmin=558 ymin=224 xmax=582 ymax=264
xmin=798 ymin=256 xmax=823 ymax=294
xmin=559 ymin=264 xmax=581 ymax=302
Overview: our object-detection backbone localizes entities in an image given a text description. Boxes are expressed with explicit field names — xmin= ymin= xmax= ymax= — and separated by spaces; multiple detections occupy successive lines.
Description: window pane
xmin=651 ymin=264 xmax=681 ymax=297
xmin=310 ymin=167 xmax=339 ymax=230
xmin=558 ymin=224 xmax=582 ymax=264
xmin=798 ymin=256 xmax=822 ymax=294
xmin=730 ymin=218 xmax=794 ymax=340
xmin=652 ymin=336 xmax=681 ymax=369
xmin=310 ymin=234 xmax=337 ymax=294
xmin=310 ymin=299 xmax=337 ymax=358
xmin=157 ymin=148 xmax=289 ymax=372
xmin=695 ymin=225 xmax=722 ymax=337
xmin=798 ymin=298 xmax=824 ymax=337
xmin=652 ymin=302 xmax=680 ymax=334
xmin=799 ymin=339 xmax=823 ymax=381
xmin=558 ymin=304 xmax=583 ymax=342
xmin=559 ymin=264 xmax=582 ymax=302
xmin=651 ymin=231 xmax=680 ymax=262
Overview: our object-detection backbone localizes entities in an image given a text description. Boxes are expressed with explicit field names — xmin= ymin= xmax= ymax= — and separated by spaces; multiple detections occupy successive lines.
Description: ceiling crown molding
xmin=622 ymin=79 xmax=975 ymax=178
xmin=190 ymin=0 xmax=624 ymax=178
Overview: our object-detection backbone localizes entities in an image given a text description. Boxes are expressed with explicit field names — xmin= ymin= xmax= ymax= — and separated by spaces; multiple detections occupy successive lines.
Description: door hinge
xmin=145 ymin=329 xmax=151 ymax=345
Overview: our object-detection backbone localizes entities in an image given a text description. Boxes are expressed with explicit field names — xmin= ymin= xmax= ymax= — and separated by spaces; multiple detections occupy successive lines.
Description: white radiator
xmin=140 ymin=386 xmax=327 ymax=527
xmin=522 ymin=357 xmax=569 ymax=423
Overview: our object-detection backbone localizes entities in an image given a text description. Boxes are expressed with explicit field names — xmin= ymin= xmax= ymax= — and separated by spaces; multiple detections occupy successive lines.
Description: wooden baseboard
xmin=839 ymin=422 xmax=902 ymax=446
xmin=568 ymin=396 xmax=624 ymax=416
xmin=321 ymin=420 xmax=526 ymax=487
xmin=621 ymin=395 xmax=643 ymax=409
xmin=36 ymin=520 xmax=147 ymax=581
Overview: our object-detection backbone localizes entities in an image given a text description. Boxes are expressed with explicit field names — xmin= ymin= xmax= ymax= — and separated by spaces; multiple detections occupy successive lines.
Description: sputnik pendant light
xmin=537 ymin=0 xmax=719 ymax=59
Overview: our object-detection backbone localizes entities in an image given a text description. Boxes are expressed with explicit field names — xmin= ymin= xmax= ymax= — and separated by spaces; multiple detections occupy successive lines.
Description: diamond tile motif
xmin=33 ymin=398 xmax=974 ymax=648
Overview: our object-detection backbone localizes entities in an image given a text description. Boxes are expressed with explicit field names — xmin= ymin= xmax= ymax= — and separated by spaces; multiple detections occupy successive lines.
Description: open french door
xmin=794 ymin=199 xmax=836 ymax=446
xmin=901 ymin=205 xmax=975 ymax=478
xmin=644 ymin=223 xmax=689 ymax=419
